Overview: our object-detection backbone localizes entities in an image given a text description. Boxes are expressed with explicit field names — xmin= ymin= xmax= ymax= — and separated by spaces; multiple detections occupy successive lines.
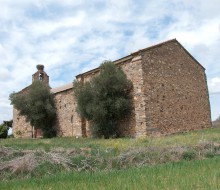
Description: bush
xmin=0 ymin=124 xmax=8 ymax=138
xmin=8 ymin=134 xmax=14 ymax=138
xmin=15 ymin=130 xmax=22 ymax=136
xmin=182 ymin=150 xmax=196 ymax=161
xmin=205 ymin=151 xmax=215 ymax=158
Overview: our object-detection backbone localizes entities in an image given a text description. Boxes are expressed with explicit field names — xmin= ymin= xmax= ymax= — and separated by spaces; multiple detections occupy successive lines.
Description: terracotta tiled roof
xmin=51 ymin=82 xmax=73 ymax=94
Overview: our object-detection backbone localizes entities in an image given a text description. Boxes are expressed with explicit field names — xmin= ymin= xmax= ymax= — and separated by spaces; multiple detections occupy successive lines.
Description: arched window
xmin=39 ymin=73 xmax=44 ymax=81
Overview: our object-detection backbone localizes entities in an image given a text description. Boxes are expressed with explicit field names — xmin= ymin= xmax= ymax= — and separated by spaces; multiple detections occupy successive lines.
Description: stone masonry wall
xmin=54 ymin=88 xmax=82 ymax=137
xmin=13 ymin=108 xmax=32 ymax=138
xmin=141 ymin=41 xmax=211 ymax=135
xmin=118 ymin=56 xmax=147 ymax=137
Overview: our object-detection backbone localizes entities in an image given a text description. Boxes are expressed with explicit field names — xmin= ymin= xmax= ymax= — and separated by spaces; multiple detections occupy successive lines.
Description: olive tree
xmin=10 ymin=81 xmax=57 ymax=138
xmin=74 ymin=61 xmax=132 ymax=138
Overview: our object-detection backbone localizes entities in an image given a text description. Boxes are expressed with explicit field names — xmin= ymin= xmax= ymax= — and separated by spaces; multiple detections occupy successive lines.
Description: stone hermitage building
xmin=13 ymin=39 xmax=212 ymax=138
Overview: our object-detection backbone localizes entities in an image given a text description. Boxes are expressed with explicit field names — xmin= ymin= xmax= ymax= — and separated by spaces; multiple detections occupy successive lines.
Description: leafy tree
xmin=74 ymin=61 xmax=132 ymax=138
xmin=9 ymin=81 xmax=57 ymax=138
xmin=3 ymin=120 xmax=13 ymax=128
xmin=0 ymin=120 xmax=13 ymax=138
xmin=0 ymin=123 xmax=8 ymax=138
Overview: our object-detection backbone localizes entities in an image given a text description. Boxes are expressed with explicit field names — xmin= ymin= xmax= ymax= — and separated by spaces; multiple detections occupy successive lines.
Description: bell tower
xmin=32 ymin=64 xmax=49 ymax=86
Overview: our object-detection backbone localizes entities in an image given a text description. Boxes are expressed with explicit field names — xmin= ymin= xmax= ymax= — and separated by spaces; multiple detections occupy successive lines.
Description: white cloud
xmin=208 ymin=77 xmax=220 ymax=94
xmin=167 ymin=19 xmax=220 ymax=47
xmin=0 ymin=68 xmax=13 ymax=80
xmin=28 ymin=12 xmax=85 ymax=37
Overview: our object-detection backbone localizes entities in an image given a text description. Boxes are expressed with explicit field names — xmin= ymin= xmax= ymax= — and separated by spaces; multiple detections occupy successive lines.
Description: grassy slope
xmin=1 ymin=127 xmax=220 ymax=189
xmin=1 ymin=157 xmax=220 ymax=190
xmin=1 ymin=127 xmax=220 ymax=151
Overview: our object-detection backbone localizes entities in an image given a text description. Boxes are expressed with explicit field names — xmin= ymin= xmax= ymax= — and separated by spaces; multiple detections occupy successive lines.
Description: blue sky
xmin=0 ymin=0 xmax=220 ymax=124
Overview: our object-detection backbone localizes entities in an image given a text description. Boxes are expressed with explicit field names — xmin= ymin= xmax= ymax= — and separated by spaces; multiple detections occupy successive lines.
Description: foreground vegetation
xmin=2 ymin=127 xmax=220 ymax=150
xmin=1 ymin=157 xmax=220 ymax=190
xmin=1 ymin=127 xmax=220 ymax=189
xmin=0 ymin=120 xmax=12 ymax=139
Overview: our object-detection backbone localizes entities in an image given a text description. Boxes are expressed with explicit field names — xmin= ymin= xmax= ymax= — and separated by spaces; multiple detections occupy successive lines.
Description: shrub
xmin=8 ymin=134 xmax=14 ymax=138
xmin=205 ymin=151 xmax=215 ymax=158
xmin=15 ymin=130 xmax=22 ymax=136
xmin=0 ymin=124 xmax=8 ymax=138
xmin=182 ymin=150 xmax=196 ymax=161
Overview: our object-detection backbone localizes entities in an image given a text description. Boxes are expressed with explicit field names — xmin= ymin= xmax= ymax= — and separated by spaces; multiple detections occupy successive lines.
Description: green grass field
xmin=1 ymin=157 xmax=220 ymax=190
xmin=1 ymin=127 xmax=220 ymax=189
xmin=1 ymin=127 xmax=220 ymax=151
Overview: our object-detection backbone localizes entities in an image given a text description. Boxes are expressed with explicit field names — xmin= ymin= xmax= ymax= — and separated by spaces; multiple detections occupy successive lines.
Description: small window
xmin=39 ymin=73 xmax=44 ymax=81
xmin=71 ymin=116 xmax=73 ymax=123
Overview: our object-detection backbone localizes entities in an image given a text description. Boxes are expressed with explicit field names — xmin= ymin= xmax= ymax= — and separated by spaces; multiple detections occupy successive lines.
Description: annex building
xmin=13 ymin=39 xmax=212 ymax=138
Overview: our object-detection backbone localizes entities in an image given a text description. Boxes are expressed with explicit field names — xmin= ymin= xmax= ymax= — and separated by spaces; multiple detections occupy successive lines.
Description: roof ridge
xmin=51 ymin=82 xmax=73 ymax=94
xmin=133 ymin=38 xmax=176 ymax=54
xmin=53 ymin=38 xmax=206 ymax=94
xmin=76 ymin=39 xmax=177 ymax=77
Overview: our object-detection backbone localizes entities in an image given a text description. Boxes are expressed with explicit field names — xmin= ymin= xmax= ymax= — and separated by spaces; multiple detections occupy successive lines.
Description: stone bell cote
xmin=32 ymin=64 xmax=49 ymax=86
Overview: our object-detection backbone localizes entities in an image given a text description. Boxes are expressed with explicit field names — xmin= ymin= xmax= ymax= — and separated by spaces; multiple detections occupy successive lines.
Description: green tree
xmin=0 ymin=123 xmax=8 ymax=138
xmin=9 ymin=81 xmax=57 ymax=138
xmin=3 ymin=120 xmax=13 ymax=128
xmin=74 ymin=61 xmax=132 ymax=138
